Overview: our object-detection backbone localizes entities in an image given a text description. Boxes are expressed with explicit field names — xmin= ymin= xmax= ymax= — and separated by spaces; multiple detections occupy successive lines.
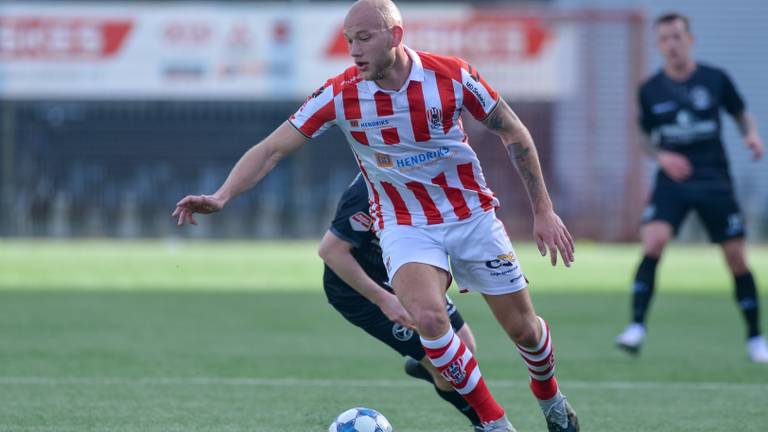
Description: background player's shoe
xmin=542 ymin=395 xmax=579 ymax=432
xmin=481 ymin=415 xmax=516 ymax=432
xmin=615 ymin=323 xmax=646 ymax=355
xmin=404 ymin=357 xmax=434 ymax=383
xmin=747 ymin=335 xmax=768 ymax=363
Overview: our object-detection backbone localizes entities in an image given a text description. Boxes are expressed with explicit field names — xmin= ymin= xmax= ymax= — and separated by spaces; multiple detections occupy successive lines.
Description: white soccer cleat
xmin=615 ymin=323 xmax=646 ymax=355
xmin=482 ymin=415 xmax=517 ymax=432
xmin=747 ymin=335 xmax=768 ymax=363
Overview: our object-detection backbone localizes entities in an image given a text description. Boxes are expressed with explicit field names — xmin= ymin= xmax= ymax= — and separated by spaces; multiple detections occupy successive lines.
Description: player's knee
xmin=724 ymin=250 xmax=748 ymax=274
xmin=413 ymin=309 xmax=451 ymax=338
xmin=505 ymin=319 xmax=539 ymax=347
xmin=643 ymin=236 xmax=668 ymax=257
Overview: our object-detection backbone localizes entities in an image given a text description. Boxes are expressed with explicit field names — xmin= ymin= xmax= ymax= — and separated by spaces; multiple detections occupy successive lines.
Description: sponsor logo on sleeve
xmin=349 ymin=211 xmax=373 ymax=232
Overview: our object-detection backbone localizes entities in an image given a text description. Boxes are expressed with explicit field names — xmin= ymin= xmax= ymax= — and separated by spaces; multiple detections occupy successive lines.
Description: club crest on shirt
xmin=690 ymin=86 xmax=711 ymax=110
xmin=429 ymin=106 xmax=443 ymax=130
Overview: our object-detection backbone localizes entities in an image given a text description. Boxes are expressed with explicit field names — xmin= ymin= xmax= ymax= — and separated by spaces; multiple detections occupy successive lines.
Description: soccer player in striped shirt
xmin=173 ymin=1 xmax=578 ymax=431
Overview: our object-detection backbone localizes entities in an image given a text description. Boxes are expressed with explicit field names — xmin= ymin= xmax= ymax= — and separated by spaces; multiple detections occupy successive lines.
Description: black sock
xmin=734 ymin=272 xmax=761 ymax=338
xmin=632 ymin=255 xmax=659 ymax=324
xmin=435 ymin=388 xmax=482 ymax=427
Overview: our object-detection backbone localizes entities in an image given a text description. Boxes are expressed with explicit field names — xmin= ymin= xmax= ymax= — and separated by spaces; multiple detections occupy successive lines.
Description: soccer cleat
xmin=473 ymin=425 xmax=485 ymax=432
xmin=544 ymin=397 xmax=580 ymax=432
xmin=404 ymin=357 xmax=435 ymax=384
xmin=481 ymin=415 xmax=517 ymax=432
xmin=615 ymin=323 xmax=646 ymax=355
xmin=747 ymin=335 xmax=768 ymax=363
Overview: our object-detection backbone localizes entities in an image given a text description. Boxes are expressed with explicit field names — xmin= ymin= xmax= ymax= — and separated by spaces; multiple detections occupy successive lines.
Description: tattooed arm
xmin=481 ymin=99 xmax=574 ymax=266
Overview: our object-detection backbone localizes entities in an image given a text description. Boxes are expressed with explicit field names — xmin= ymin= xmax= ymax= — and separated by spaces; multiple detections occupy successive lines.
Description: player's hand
xmin=657 ymin=150 xmax=692 ymax=182
xmin=745 ymin=133 xmax=765 ymax=161
xmin=533 ymin=210 xmax=574 ymax=267
xmin=172 ymin=194 xmax=225 ymax=226
xmin=376 ymin=291 xmax=416 ymax=329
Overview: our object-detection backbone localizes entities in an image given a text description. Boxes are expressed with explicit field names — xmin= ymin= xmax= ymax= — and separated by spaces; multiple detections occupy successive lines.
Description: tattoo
xmin=484 ymin=104 xmax=505 ymax=131
xmin=506 ymin=141 xmax=544 ymax=206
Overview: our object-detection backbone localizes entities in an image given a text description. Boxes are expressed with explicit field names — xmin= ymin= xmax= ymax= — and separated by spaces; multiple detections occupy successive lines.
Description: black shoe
xmin=545 ymin=399 xmax=579 ymax=432
xmin=403 ymin=357 xmax=434 ymax=384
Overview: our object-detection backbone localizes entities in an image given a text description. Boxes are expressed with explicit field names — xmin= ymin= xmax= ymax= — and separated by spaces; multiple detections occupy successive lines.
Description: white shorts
xmin=379 ymin=210 xmax=527 ymax=295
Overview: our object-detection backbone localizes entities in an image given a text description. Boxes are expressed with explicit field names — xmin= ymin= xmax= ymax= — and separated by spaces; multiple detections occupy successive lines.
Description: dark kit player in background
xmin=615 ymin=12 xmax=767 ymax=362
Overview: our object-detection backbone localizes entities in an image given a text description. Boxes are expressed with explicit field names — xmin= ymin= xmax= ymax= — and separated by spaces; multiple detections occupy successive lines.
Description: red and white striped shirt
xmin=290 ymin=46 xmax=501 ymax=230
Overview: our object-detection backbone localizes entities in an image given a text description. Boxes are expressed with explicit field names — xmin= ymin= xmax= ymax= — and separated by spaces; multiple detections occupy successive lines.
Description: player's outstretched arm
xmin=734 ymin=111 xmax=765 ymax=160
xmin=318 ymin=230 xmax=415 ymax=329
xmin=481 ymin=99 xmax=574 ymax=267
xmin=172 ymin=121 xmax=307 ymax=226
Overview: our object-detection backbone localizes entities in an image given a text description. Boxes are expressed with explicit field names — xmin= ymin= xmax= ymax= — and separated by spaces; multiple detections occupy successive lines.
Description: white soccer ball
xmin=328 ymin=407 xmax=394 ymax=432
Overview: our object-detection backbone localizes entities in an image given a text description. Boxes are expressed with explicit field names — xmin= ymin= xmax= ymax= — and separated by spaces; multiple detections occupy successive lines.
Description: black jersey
xmin=638 ymin=63 xmax=745 ymax=183
xmin=323 ymin=174 xmax=389 ymax=305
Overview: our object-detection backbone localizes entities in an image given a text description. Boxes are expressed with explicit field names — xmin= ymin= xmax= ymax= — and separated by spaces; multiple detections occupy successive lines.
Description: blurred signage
xmin=0 ymin=3 xmax=575 ymax=100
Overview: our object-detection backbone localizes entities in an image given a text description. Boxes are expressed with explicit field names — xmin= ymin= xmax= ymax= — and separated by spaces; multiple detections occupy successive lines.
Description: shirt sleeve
xmin=720 ymin=70 xmax=746 ymax=117
xmin=289 ymin=81 xmax=337 ymax=139
xmin=329 ymin=176 xmax=372 ymax=249
xmin=459 ymin=62 xmax=500 ymax=121
xmin=637 ymin=87 xmax=654 ymax=136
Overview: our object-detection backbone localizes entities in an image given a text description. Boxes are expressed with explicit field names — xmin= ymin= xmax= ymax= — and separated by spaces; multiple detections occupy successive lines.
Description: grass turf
xmin=0 ymin=240 xmax=766 ymax=431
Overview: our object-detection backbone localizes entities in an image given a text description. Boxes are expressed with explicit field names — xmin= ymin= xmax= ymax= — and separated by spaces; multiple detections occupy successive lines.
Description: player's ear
xmin=390 ymin=25 xmax=404 ymax=47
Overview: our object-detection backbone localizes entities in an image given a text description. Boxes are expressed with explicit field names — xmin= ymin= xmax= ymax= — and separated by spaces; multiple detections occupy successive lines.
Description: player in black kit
xmin=615 ymin=12 xmax=767 ymax=362
xmin=318 ymin=174 xmax=484 ymax=430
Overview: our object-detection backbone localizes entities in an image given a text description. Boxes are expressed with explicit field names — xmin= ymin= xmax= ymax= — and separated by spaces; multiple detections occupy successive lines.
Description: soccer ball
xmin=328 ymin=407 xmax=393 ymax=432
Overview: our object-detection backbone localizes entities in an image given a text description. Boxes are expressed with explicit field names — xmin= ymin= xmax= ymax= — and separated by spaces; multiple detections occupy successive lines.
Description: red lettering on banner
xmin=325 ymin=16 xmax=551 ymax=60
xmin=0 ymin=17 xmax=133 ymax=59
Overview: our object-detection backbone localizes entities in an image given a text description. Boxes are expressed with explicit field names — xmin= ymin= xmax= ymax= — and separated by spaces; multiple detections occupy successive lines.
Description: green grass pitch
xmin=0 ymin=239 xmax=766 ymax=431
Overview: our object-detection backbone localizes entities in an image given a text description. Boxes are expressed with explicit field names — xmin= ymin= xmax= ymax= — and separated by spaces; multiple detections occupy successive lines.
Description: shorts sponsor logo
xmin=392 ymin=324 xmax=413 ymax=341
xmin=485 ymin=252 xmax=516 ymax=269
xmin=440 ymin=357 xmax=467 ymax=385
xmin=726 ymin=213 xmax=744 ymax=236
xmin=375 ymin=152 xmax=393 ymax=168
xmin=349 ymin=212 xmax=373 ymax=232
xmin=395 ymin=147 xmax=450 ymax=170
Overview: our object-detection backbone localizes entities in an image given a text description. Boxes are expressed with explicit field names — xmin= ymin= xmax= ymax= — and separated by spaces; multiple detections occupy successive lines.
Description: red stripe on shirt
xmin=374 ymin=91 xmax=394 ymax=116
xmin=406 ymin=81 xmax=431 ymax=142
xmin=296 ymin=99 xmax=335 ymax=137
xmin=342 ymin=84 xmax=362 ymax=120
xmin=462 ymin=86 xmax=487 ymax=121
xmin=457 ymin=162 xmax=493 ymax=211
xmin=432 ymin=172 xmax=471 ymax=220
xmin=381 ymin=127 xmax=400 ymax=145
xmin=381 ymin=182 xmax=413 ymax=226
xmin=351 ymin=130 xmax=369 ymax=145
xmin=352 ymin=151 xmax=384 ymax=230
xmin=406 ymin=181 xmax=443 ymax=225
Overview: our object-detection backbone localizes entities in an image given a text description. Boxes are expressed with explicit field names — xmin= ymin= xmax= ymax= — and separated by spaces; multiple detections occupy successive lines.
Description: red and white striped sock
xmin=421 ymin=328 xmax=505 ymax=423
xmin=516 ymin=316 xmax=560 ymax=401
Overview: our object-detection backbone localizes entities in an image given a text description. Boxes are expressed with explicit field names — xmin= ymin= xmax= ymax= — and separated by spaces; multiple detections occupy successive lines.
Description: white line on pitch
xmin=0 ymin=376 xmax=765 ymax=392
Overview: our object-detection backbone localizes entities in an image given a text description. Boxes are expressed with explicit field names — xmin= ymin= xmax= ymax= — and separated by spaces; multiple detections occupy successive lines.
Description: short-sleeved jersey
xmin=323 ymin=174 xmax=389 ymax=304
xmin=290 ymin=46 xmax=501 ymax=230
xmin=638 ymin=63 xmax=746 ymax=182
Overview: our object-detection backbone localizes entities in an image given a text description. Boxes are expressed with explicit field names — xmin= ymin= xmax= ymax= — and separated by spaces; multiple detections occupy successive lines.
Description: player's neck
xmin=374 ymin=48 xmax=411 ymax=91
xmin=664 ymin=59 xmax=697 ymax=82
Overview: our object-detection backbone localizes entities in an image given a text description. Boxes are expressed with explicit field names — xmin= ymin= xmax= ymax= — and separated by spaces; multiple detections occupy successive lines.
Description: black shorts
xmin=329 ymin=291 xmax=466 ymax=360
xmin=642 ymin=178 xmax=746 ymax=243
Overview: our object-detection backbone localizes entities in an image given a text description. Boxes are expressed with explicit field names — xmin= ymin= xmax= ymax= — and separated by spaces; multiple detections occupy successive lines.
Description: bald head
xmin=346 ymin=0 xmax=402 ymax=30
